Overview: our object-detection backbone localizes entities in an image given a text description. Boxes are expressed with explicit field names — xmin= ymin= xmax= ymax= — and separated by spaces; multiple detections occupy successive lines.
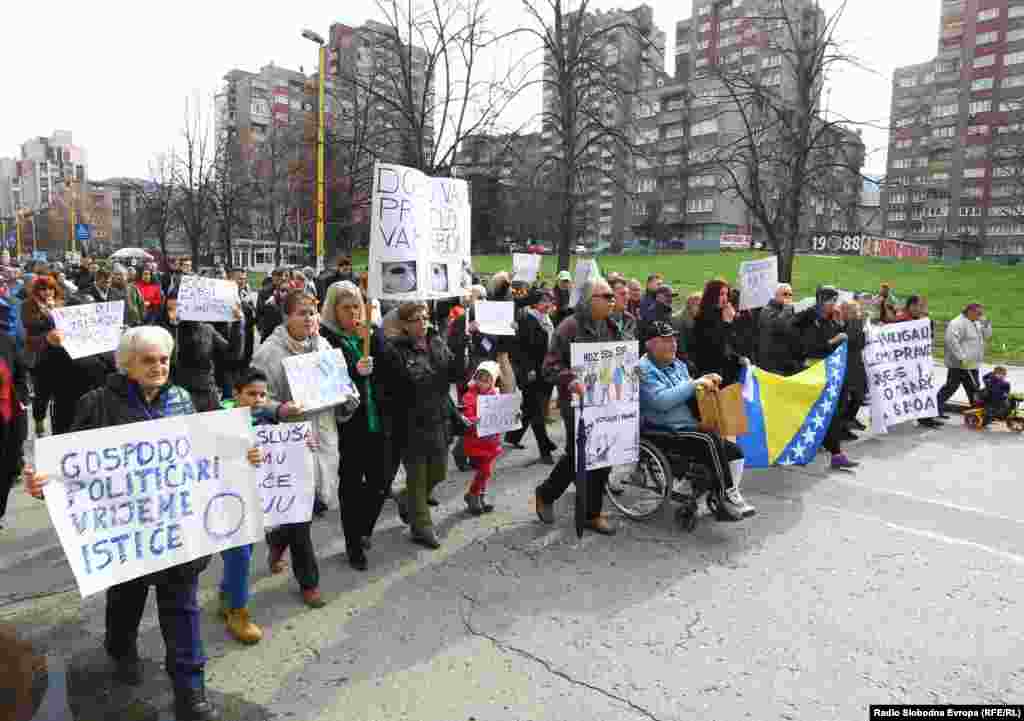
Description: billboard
xmin=861 ymin=237 xmax=929 ymax=263
xmin=809 ymin=233 xmax=864 ymax=255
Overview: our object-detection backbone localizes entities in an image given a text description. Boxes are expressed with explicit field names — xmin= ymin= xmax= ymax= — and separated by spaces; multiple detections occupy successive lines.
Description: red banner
xmin=861 ymin=237 xmax=929 ymax=263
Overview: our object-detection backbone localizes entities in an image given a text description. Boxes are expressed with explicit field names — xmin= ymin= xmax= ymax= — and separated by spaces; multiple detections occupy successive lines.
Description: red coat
xmin=461 ymin=383 xmax=504 ymax=461
xmin=135 ymin=280 xmax=163 ymax=310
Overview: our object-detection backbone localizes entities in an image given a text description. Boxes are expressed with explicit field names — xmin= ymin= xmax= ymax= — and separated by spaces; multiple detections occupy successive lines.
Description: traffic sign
xmin=75 ymin=223 xmax=91 ymax=242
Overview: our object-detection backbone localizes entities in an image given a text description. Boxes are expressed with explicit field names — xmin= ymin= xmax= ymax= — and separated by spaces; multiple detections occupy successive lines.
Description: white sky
xmin=4 ymin=0 xmax=939 ymax=180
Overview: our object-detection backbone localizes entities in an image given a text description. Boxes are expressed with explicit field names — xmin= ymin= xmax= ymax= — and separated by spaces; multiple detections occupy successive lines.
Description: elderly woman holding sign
xmin=251 ymin=289 xmax=352 ymax=606
xmin=23 ymin=326 xmax=262 ymax=721
xmin=319 ymin=281 xmax=398 ymax=571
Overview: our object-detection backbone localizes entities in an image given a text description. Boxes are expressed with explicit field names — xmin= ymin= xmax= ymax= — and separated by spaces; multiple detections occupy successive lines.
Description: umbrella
xmin=110 ymin=248 xmax=154 ymax=261
xmin=575 ymin=402 xmax=588 ymax=539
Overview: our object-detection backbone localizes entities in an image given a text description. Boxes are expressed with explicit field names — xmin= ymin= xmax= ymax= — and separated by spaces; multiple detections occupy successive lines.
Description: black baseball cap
xmin=649 ymin=321 xmax=677 ymax=338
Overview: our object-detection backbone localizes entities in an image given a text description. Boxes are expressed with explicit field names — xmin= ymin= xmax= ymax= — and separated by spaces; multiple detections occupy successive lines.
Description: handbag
xmin=696 ymin=383 xmax=748 ymax=437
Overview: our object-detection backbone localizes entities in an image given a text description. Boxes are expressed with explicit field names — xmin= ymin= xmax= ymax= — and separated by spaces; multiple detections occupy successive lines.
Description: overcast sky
xmin=4 ymin=0 xmax=939 ymax=180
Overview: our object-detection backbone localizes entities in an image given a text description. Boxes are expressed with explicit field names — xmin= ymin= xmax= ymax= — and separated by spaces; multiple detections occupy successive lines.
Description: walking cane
xmin=359 ymin=272 xmax=371 ymax=357
xmin=574 ymin=388 xmax=588 ymax=539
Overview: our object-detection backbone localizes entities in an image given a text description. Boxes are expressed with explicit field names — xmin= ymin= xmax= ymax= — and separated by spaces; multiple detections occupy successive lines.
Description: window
xmin=762 ymin=54 xmax=781 ymax=68
xmin=764 ymin=71 xmax=782 ymax=86
xmin=963 ymin=146 xmax=988 ymax=159
xmin=962 ymin=186 xmax=984 ymax=198
xmin=688 ymin=174 xmax=717 ymax=188
xmin=972 ymin=77 xmax=995 ymax=91
xmin=889 ymin=192 xmax=907 ymax=204
xmin=691 ymin=119 xmax=717 ymax=136
xmin=976 ymin=31 xmax=999 ymax=45
xmin=960 ymin=205 xmax=982 ymax=216
xmin=696 ymin=57 xmax=709 ymax=68
xmin=1007 ymin=74 xmax=1024 ymax=88
xmin=895 ymin=139 xmax=913 ymax=149
xmin=933 ymin=125 xmax=956 ymax=138
xmin=665 ymin=124 xmax=687 ymax=139
xmin=896 ymin=117 xmax=915 ymax=128
xmin=897 ymin=75 xmax=917 ymax=88
xmin=726 ymin=51 xmax=741 ymax=64
xmin=930 ymin=172 xmax=950 ymax=182
xmin=968 ymin=124 xmax=990 ymax=135
xmin=969 ymin=99 xmax=992 ymax=114
xmin=963 ymin=167 xmax=987 ymax=178
xmin=636 ymin=177 xmax=656 ymax=193
xmin=978 ymin=7 xmax=1000 ymax=22
xmin=974 ymin=54 xmax=997 ymax=68
xmin=1007 ymin=51 xmax=1024 ymax=65
xmin=892 ymin=158 xmax=912 ymax=169
xmin=742 ymin=46 xmax=757 ymax=56
xmin=687 ymin=197 xmax=714 ymax=213
xmin=1009 ymin=28 xmax=1024 ymax=43
xmin=888 ymin=211 xmax=906 ymax=222
xmin=933 ymin=102 xmax=958 ymax=117
xmin=665 ymin=153 xmax=683 ymax=165
xmin=1012 ymin=5 xmax=1024 ymax=18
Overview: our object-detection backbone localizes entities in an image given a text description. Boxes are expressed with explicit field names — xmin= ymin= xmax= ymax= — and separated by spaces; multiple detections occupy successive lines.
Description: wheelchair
xmin=605 ymin=431 xmax=732 ymax=531
xmin=962 ymin=392 xmax=1024 ymax=433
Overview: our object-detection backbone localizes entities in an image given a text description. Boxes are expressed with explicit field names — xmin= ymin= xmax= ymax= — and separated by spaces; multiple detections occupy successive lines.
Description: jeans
xmin=104 ymin=573 xmax=205 ymax=689
xmin=937 ymin=368 xmax=980 ymax=410
xmin=265 ymin=522 xmax=319 ymax=590
xmin=219 ymin=544 xmax=253 ymax=609
xmin=536 ymin=406 xmax=609 ymax=520
xmin=338 ymin=424 xmax=400 ymax=555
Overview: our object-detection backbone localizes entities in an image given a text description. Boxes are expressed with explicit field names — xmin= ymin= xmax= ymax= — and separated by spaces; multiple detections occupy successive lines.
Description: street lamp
xmin=302 ymin=28 xmax=326 ymax=272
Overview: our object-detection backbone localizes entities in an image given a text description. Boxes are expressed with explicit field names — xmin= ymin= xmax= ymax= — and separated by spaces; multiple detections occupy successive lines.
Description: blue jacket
xmin=638 ymin=355 xmax=699 ymax=432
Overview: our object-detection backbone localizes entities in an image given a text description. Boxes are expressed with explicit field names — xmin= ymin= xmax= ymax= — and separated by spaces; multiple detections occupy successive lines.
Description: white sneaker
xmin=724 ymin=487 xmax=756 ymax=518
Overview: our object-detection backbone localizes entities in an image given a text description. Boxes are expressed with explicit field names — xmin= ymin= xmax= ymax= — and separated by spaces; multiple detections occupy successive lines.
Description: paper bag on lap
xmin=697 ymin=384 xmax=748 ymax=437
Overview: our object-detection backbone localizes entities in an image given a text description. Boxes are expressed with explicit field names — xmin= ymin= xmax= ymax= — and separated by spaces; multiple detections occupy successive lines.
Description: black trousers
xmin=656 ymin=431 xmax=741 ymax=495
xmin=104 ymin=571 xmax=205 ymax=688
xmin=266 ymin=522 xmax=319 ymax=590
xmin=506 ymin=380 xmax=556 ymax=455
xmin=937 ymin=368 xmax=980 ymax=410
xmin=536 ymin=407 xmax=608 ymax=520
xmin=338 ymin=423 xmax=400 ymax=555
xmin=821 ymin=390 xmax=850 ymax=455
xmin=30 ymin=367 xmax=50 ymax=423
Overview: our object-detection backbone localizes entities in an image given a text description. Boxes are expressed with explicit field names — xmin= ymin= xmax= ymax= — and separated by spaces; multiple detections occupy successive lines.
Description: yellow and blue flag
xmin=737 ymin=343 xmax=848 ymax=467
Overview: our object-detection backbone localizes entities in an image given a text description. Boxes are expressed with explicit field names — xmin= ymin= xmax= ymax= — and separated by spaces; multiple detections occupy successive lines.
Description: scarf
xmin=339 ymin=332 xmax=380 ymax=433
xmin=285 ymin=329 xmax=317 ymax=356
xmin=527 ymin=306 xmax=554 ymax=344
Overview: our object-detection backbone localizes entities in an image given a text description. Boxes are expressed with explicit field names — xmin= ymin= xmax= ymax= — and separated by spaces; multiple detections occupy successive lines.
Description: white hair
xmin=117 ymin=326 xmax=174 ymax=371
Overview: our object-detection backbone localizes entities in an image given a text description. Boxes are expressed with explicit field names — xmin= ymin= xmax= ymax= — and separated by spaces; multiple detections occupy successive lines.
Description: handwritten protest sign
xmin=571 ymin=341 xmax=640 ymax=470
xmin=570 ymin=259 xmax=601 ymax=307
xmin=474 ymin=301 xmax=515 ymax=336
xmin=255 ymin=422 xmax=315 ymax=527
xmin=282 ymin=348 xmax=357 ymax=413
xmin=738 ymin=256 xmax=778 ymax=310
xmin=51 ymin=301 xmax=124 ymax=360
xmin=863 ymin=318 xmax=938 ymax=433
xmin=37 ymin=408 xmax=262 ymax=597
xmin=369 ymin=162 xmax=471 ymax=300
xmin=477 ymin=393 xmax=523 ymax=436
xmin=177 ymin=274 xmax=238 ymax=322
xmin=512 ymin=253 xmax=541 ymax=283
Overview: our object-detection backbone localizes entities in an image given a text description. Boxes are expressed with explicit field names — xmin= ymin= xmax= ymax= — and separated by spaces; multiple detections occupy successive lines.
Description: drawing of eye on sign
xmin=177 ymin=274 xmax=240 ymax=323
xmin=35 ymin=408 xmax=263 ymax=598
xmin=282 ymin=348 xmax=359 ymax=414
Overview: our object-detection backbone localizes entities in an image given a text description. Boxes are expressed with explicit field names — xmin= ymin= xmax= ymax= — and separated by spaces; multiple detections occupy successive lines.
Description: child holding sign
xmin=461 ymin=361 xmax=504 ymax=515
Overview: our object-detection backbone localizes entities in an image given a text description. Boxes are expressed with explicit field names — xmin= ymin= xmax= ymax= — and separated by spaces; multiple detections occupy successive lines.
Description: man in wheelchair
xmin=637 ymin=321 xmax=755 ymax=521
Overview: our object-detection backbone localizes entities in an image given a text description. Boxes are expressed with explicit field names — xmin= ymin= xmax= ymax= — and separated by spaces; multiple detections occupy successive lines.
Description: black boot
xmin=173 ymin=686 xmax=219 ymax=721
xmin=464 ymin=493 xmax=483 ymax=515
xmin=104 ymin=643 xmax=142 ymax=686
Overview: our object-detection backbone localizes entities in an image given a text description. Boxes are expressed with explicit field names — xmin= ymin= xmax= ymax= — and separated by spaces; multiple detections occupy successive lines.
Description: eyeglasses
xmin=781 ymin=291 xmax=793 ymax=297
xmin=409 ymin=315 xmax=430 ymax=323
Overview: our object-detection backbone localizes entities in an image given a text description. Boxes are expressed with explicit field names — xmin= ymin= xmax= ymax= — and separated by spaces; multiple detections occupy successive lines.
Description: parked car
xmin=573 ymin=244 xmax=588 ymax=255
xmin=527 ymin=243 xmax=548 ymax=255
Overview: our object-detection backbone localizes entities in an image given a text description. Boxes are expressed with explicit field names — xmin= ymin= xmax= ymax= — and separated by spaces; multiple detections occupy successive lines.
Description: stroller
xmin=962 ymin=391 xmax=1024 ymax=433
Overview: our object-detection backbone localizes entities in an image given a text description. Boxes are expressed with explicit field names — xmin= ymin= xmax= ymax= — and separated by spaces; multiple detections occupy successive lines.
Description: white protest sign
xmin=569 ymin=259 xmax=601 ymax=307
xmin=369 ymin=162 xmax=471 ymax=301
xmin=863 ymin=318 xmax=938 ymax=433
xmin=255 ymin=422 xmax=315 ymax=527
xmin=37 ymin=408 xmax=263 ymax=598
xmin=571 ymin=340 xmax=640 ymax=470
xmin=512 ymin=253 xmax=541 ymax=283
xmin=477 ymin=393 xmax=523 ymax=436
xmin=177 ymin=274 xmax=239 ymax=322
xmin=738 ymin=256 xmax=778 ymax=310
xmin=282 ymin=348 xmax=357 ymax=413
xmin=474 ymin=300 xmax=515 ymax=336
xmin=51 ymin=301 xmax=124 ymax=360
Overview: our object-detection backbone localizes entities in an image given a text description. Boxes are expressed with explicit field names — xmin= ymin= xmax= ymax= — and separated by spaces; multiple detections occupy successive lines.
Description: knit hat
xmin=475 ymin=360 xmax=500 ymax=382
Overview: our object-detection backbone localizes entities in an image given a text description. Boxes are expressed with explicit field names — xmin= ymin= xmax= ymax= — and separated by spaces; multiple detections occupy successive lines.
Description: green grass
xmin=469 ymin=251 xmax=1024 ymax=363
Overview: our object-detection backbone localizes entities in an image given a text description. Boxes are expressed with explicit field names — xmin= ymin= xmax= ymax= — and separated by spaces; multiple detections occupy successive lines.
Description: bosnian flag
xmin=736 ymin=343 xmax=847 ymax=468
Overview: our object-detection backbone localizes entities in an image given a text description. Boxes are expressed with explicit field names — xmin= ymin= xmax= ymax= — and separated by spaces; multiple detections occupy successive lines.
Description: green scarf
xmin=340 ymin=332 xmax=380 ymax=433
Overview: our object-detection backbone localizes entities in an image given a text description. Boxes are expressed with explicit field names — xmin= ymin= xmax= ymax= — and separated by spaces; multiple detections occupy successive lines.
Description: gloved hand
xmin=738 ymin=356 xmax=750 ymax=367
xmin=527 ymin=370 xmax=537 ymax=383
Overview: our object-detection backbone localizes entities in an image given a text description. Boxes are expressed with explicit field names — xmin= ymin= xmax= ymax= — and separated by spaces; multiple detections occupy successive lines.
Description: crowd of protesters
xmin=0 ymin=249 xmax=1003 ymax=721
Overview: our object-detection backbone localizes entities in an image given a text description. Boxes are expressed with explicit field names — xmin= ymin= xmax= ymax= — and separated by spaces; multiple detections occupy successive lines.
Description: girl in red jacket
xmin=462 ymin=360 xmax=504 ymax=515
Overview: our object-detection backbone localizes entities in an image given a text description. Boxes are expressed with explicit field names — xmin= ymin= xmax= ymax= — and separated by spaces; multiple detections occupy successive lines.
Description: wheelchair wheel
xmin=1007 ymin=418 xmax=1024 ymax=433
xmin=605 ymin=439 xmax=672 ymax=520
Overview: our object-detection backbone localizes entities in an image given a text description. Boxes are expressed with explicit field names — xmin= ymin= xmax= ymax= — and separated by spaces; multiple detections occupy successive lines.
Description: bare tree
xmin=172 ymin=96 xmax=216 ymax=266
xmin=250 ymin=118 xmax=304 ymax=266
xmin=210 ymin=125 xmax=252 ymax=266
xmin=519 ymin=0 xmax=661 ymax=269
xmin=694 ymin=0 xmax=865 ymax=282
xmin=137 ymin=153 xmax=179 ymax=264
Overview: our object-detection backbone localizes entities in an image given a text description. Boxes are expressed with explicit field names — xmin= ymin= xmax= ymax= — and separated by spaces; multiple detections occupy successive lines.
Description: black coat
xmin=757 ymin=301 xmax=804 ymax=376
xmin=257 ymin=298 xmax=284 ymax=341
xmin=692 ymin=311 xmax=743 ymax=386
xmin=844 ymin=318 xmax=868 ymax=396
xmin=157 ymin=311 xmax=242 ymax=411
xmin=447 ymin=309 xmax=496 ymax=386
xmin=376 ymin=334 xmax=458 ymax=461
xmin=511 ymin=308 xmax=553 ymax=384
xmin=320 ymin=323 xmax=386 ymax=436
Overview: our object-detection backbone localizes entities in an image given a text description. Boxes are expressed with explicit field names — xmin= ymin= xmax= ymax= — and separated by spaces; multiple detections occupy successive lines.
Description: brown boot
xmin=585 ymin=516 xmax=617 ymax=535
xmin=267 ymin=545 xmax=288 ymax=575
xmin=225 ymin=608 xmax=263 ymax=645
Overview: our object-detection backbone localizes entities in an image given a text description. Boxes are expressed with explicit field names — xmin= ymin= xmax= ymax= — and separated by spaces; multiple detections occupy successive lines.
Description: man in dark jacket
xmin=534 ymin=279 xmax=631 ymax=536
xmin=216 ymin=268 xmax=258 ymax=397
xmin=506 ymin=289 xmax=558 ymax=463
xmin=638 ymin=273 xmax=663 ymax=322
xmin=639 ymin=285 xmax=674 ymax=346
xmin=757 ymin=284 xmax=803 ymax=375
xmin=315 ymin=255 xmax=356 ymax=301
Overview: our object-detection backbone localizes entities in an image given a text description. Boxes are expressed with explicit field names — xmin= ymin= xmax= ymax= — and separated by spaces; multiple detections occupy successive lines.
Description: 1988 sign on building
xmin=810 ymin=234 xmax=864 ymax=255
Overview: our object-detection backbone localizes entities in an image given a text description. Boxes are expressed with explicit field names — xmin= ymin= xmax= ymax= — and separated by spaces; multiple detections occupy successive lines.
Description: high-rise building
xmin=0 ymin=131 xmax=88 ymax=217
xmin=649 ymin=0 xmax=862 ymax=248
xmin=883 ymin=0 xmax=1024 ymax=257
xmin=539 ymin=4 xmax=665 ymax=246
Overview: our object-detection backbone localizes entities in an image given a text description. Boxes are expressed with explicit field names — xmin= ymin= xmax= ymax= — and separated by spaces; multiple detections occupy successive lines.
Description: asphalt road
xmin=1 ymin=375 xmax=1022 ymax=721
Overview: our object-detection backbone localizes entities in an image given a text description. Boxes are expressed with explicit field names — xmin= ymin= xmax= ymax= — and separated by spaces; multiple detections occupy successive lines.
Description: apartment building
xmin=882 ymin=0 xmax=1024 ymax=256
xmin=0 ymin=131 xmax=88 ymax=220
xmin=540 ymin=4 xmax=665 ymax=246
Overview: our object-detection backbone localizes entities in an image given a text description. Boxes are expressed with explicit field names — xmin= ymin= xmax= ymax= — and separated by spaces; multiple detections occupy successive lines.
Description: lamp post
xmin=302 ymin=28 xmax=326 ymax=273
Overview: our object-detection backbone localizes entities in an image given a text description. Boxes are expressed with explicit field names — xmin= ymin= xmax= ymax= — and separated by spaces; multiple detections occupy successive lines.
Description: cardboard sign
xmin=512 ymin=253 xmax=541 ymax=283
xmin=282 ymin=348 xmax=357 ymax=413
xmin=474 ymin=300 xmax=515 ymax=336
xmin=863 ymin=318 xmax=938 ymax=433
xmin=477 ymin=393 xmax=523 ymax=436
xmin=368 ymin=162 xmax=471 ymax=300
xmin=177 ymin=274 xmax=238 ymax=322
xmin=569 ymin=259 xmax=601 ymax=307
xmin=571 ymin=340 xmax=640 ymax=470
xmin=37 ymin=408 xmax=263 ymax=598
xmin=50 ymin=301 xmax=124 ymax=360
xmin=255 ymin=422 xmax=315 ymax=527
xmin=738 ymin=256 xmax=778 ymax=310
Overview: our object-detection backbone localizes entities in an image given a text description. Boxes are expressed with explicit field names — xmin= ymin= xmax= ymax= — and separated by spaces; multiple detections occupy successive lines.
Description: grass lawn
xmin=467 ymin=251 xmax=1024 ymax=364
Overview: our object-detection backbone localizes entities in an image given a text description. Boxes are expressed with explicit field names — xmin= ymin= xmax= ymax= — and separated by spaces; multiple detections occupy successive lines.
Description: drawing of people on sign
xmin=382 ymin=261 xmax=417 ymax=294
xmin=431 ymin=263 xmax=449 ymax=293
xmin=612 ymin=359 xmax=626 ymax=402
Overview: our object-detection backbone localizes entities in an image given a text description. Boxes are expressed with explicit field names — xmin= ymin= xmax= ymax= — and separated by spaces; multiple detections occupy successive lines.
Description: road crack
xmin=458 ymin=593 xmax=669 ymax=721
